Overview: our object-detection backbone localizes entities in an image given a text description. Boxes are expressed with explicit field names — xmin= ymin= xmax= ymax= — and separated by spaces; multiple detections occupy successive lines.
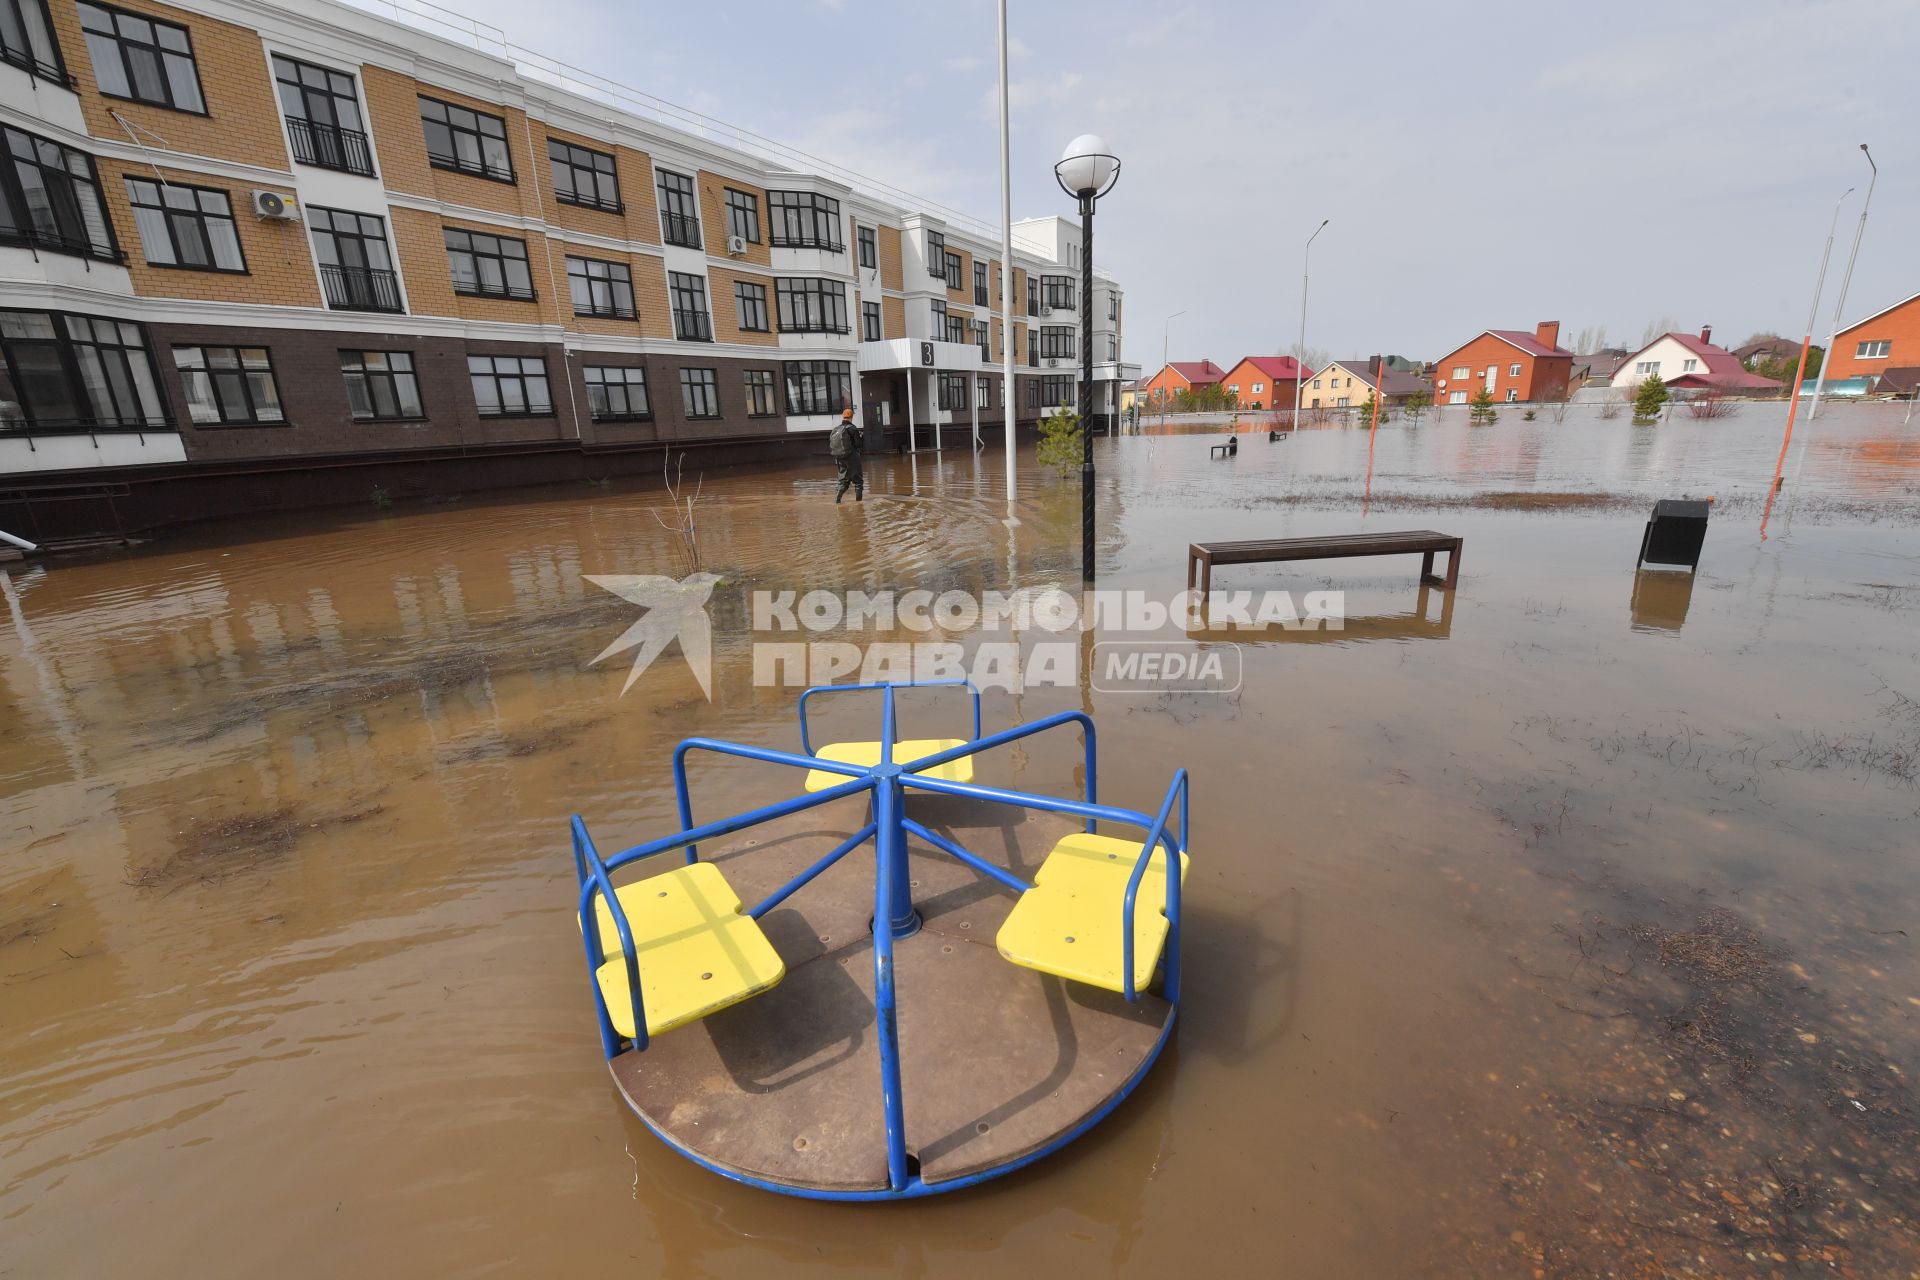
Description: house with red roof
xmin=1139 ymin=359 xmax=1227 ymax=404
xmin=1609 ymin=326 xmax=1780 ymax=396
xmin=1823 ymin=289 xmax=1920 ymax=387
xmin=1217 ymin=355 xmax=1310 ymax=410
xmin=1432 ymin=321 xmax=1573 ymax=405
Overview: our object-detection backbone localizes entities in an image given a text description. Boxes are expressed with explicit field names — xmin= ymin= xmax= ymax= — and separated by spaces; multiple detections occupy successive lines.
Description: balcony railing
xmin=661 ymin=211 xmax=702 ymax=248
xmin=285 ymin=117 xmax=375 ymax=177
xmin=320 ymin=264 xmax=404 ymax=313
xmin=672 ymin=309 xmax=713 ymax=341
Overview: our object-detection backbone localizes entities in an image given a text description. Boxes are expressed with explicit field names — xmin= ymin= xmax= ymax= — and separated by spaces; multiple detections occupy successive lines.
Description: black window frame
xmin=172 ymin=344 xmax=285 ymax=427
xmin=679 ymin=367 xmax=719 ymax=419
xmin=783 ymin=359 xmax=852 ymax=417
xmin=725 ymin=187 xmax=760 ymax=244
xmin=419 ymin=95 xmax=515 ymax=184
xmin=1027 ymin=277 xmax=1038 ymax=316
xmin=668 ymin=271 xmax=713 ymax=342
xmin=1042 ymin=275 xmax=1076 ymax=311
xmin=443 ymin=226 xmax=536 ymax=302
xmin=0 ymin=309 xmax=169 ymax=434
xmin=77 ymin=1 xmax=204 ymax=113
xmin=734 ymin=279 xmax=769 ymax=333
xmin=339 ymin=349 xmax=424 ymax=422
xmin=925 ymin=230 xmax=945 ymax=279
xmin=567 ymin=254 xmax=635 ymax=319
xmin=124 ymin=177 xmax=245 ymax=273
xmin=937 ymin=371 xmax=968 ymax=412
xmin=930 ymin=300 xmax=947 ymax=340
xmin=1027 ymin=329 xmax=1037 ymax=367
xmin=973 ymin=261 xmax=988 ymax=306
xmin=656 ymin=169 xmax=700 ymax=248
xmin=943 ymin=250 xmax=962 ymax=291
xmin=944 ymin=311 xmax=969 ymax=345
xmin=0 ymin=0 xmax=68 ymax=85
xmin=0 ymin=126 xmax=120 ymax=263
xmin=774 ymin=277 xmax=848 ymax=334
xmin=548 ymin=137 xmax=622 ymax=212
xmin=467 ymin=354 xmax=553 ymax=418
xmin=1040 ymin=374 xmax=1073 ymax=405
xmin=309 ymin=205 xmax=400 ymax=312
xmin=1026 ymin=379 xmax=1040 ymax=409
xmin=272 ymin=53 xmax=374 ymax=177
xmin=1040 ymin=326 xmax=1076 ymax=360
xmin=583 ymin=365 xmax=651 ymax=422
xmin=977 ymin=374 xmax=993 ymax=411
xmin=743 ymin=368 xmax=778 ymax=418
xmin=857 ymin=224 xmax=876 ymax=270
xmin=766 ymin=190 xmax=843 ymax=251
xmin=861 ymin=300 xmax=881 ymax=342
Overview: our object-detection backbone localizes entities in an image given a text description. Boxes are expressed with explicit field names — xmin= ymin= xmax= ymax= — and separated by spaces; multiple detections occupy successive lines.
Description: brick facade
xmin=1826 ymin=293 xmax=1920 ymax=381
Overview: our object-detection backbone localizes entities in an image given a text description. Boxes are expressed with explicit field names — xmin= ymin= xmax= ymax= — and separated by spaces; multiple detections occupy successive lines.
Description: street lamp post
xmin=1807 ymin=144 xmax=1876 ymax=419
xmin=1056 ymin=134 xmax=1120 ymax=583
xmin=1160 ymin=308 xmax=1185 ymax=431
xmin=1292 ymin=219 xmax=1329 ymax=429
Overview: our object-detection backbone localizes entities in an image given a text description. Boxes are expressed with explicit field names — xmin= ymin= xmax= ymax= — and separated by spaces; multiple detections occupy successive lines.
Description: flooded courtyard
xmin=4 ymin=404 xmax=1919 ymax=1277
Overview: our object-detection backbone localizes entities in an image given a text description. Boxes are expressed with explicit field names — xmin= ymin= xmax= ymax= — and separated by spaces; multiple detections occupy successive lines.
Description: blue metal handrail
xmin=894 ymin=709 xmax=1097 ymax=833
xmin=673 ymin=736 xmax=868 ymax=861
xmin=871 ymin=684 xmax=911 ymax=1189
xmin=605 ymin=771 xmax=874 ymax=873
xmin=1121 ymin=770 xmax=1188 ymax=1004
xmin=797 ymin=677 xmax=982 ymax=755
xmin=573 ymin=816 xmax=647 ymax=1056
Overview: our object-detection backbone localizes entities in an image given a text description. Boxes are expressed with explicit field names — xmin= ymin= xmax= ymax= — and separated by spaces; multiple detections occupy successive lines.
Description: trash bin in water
xmin=1636 ymin=498 xmax=1709 ymax=572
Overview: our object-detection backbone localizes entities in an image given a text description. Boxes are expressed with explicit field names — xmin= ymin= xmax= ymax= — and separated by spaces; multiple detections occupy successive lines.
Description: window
xmin=767 ymin=191 xmax=842 ymax=250
xmin=783 ymin=360 xmax=851 ymax=416
xmin=725 ymin=188 xmax=760 ymax=244
xmin=668 ymin=272 xmax=712 ymax=341
xmin=744 ymin=369 xmax=778 ymax=417
xmin=679 ymin=367 xmax=719 ymax=418
xmin=1635 ymin=360 xmax=1660 ymax=376
xmin=925 ymin=230 xmax=946 ymax=278
xmin=1026 ymin=329 xmax=1036 ymax=367
xmin=1312 ymin=378 xmax=1321 ymax=389
xmin=1026 ymin=277 xmax=1038 ymax=316
xmin=1 ymin=126 xmax=118 ymax=262
xmin=944 ymin=312 xmax=968 ymax=344
xmin=444 ymin=227 xmax=534 ymax=301
xmin=1450 ymin=365 xmax=1469 ymax=380
xmin=974 ymin=261 xmax=988 ymax=306
xmin=1336 ymin=396 xmax=1350 ymax=408
xmin=656 ymin=169 xmax=700 ymax=247
xmin=78 ymin=2 xmax=203 ymax=112
xmin=1448 ymin=390 xmax=1466 ymax=405
xmin=583 ymin=366 xmax=649 ymax=421
xmin=467 ymin=355 xmax=551 ymax=416
xmin=735 ymin=280 xmax=769 ymax=332
xmin=775 ymin=278 xmax=848 ymax=333
xmin=977 ymin=375 xmax=992 ymax=410
xmin=173 ymin=346 xmax=283 ymax=425
xmin=930 ymin=299 xmax=946 ymax=339
xmin=1857 ymin=339 xmax=1891 ymax=359
xmin=938 ymin=372 xmax=968 ymax=411
xmin=340 ymin=350 xmax=423 ymax=421
xmin=861 ymin=300 xmax=881 ymax=342
xmin=1109 ymin=292 xmax=1118 ymax=322
xmin=857 ymin=225 xmax=876 ymax=269
xmin=1252 ymin=382 xmax=1264 ymax=394
xmin=272 ymin=54 xmax=372 ymax=176
xmin=1 ymin=0 xmax=65 ymax=84
xmin=1505 ymin=389 xmax=1518 ymax=402
xmin=420 ymin=96 xmax=514 ymax=182
xmin=1682 ymin=358 xmax=1698 ymax=372
xmin=976 ymin=318 xmax=990 ymax=359
xmin=943 ymin=251 xmax=962 ymax=291
xmin=1227 ymin=384 xmax=1239 ymax=396
xmin=1026 ymin=380 xmax=1039 ymax=408
xmin=310 ymin=206 xmax=399 ymax=311
xmin=549 ymin=138 xmax=621 ymax=211
xmin=567 ymin=256 xmax=634 ymax=318
xmin=1041 ymin=275 xmax=1075 ymax=310
xmin=125 ymin=178 xmax=243 ymax=272
xmin=1039 ymin=327 xmax=1075 ymax=359
xmin=1040 ymin=375 xmax=1073 ymax=406
xmin=0 ymin=310 xmax=167 ymax=432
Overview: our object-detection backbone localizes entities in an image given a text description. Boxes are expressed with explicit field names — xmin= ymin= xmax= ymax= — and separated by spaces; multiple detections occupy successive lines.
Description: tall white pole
xmin=1160 ymin=308 xmax=1184 ymax=430
xmin=1293 ymin=219 xmax=1328 ymax=429
xmin=1806 ymin=144 xmax=1876 ymax=420
xmin=997 ymin=0 xmax=1017 ymax=513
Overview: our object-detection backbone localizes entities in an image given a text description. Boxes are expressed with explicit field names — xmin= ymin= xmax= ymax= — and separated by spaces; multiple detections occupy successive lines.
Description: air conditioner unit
xmin=1040 ymin=305 xmax=1053 ymax=316
xmin=726 ymin=234 xmax=747 ymax=256
xmin=251 ymin=189 xmax=298 ymax=221
xmin=1047 ymin=357 xmax=1060 ymax=368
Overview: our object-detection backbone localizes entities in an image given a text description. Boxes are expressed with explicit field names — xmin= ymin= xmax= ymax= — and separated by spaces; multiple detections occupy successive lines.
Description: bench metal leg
xmin=1420 ymin=550 xmax=1435 ymax=584
xmin=1446 ymin=539 xmax=1462 ymax=589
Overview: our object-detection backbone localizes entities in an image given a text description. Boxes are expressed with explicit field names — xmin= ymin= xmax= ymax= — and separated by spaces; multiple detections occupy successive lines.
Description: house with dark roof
xmin=1305 ymin=358 xmax=1431 ymax=409
xmin=1571 ymin=348 xmax=1630 ymax=391
xmin=1140 ymin=359 xmax=1226 ymax=404
xmin=1217 ymin=355 xmax=1310 ymax=410
xmin=1610 ymin=327 xmax=1781 ymax=396
xmin=1432 ymin=321 xmax=1573 ymax=405
xmin=1733 ymin=335 xmax=1803 ymax=369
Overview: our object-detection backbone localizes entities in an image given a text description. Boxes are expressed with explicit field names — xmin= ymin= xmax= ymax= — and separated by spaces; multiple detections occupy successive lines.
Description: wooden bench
xmin=1187 ymin=529 xmax=1464 ymax=604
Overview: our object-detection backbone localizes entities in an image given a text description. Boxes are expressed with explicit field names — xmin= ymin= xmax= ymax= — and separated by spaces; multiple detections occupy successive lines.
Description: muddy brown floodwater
xmin=3 ymin=403 xmax=1919 ymax=1277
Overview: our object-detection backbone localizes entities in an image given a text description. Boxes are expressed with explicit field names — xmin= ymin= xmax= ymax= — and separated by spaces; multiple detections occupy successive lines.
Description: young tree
xmin=1036 ymin=400 xmax=1082 ymax=475
xmin=1468 ymin=383 xmax=1498 ymax=425
xmin=1597 ymin=389 xmax=1625 ymax=420
xmin=1402 ymin=387 xmax=1431 ymax=427
xmin=1632 ymin=373 xmax=1668 ymax=424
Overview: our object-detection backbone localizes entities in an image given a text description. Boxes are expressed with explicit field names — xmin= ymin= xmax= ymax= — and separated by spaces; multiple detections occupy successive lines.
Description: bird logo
xmin=584 ymin=572 xmax=721 ymax=698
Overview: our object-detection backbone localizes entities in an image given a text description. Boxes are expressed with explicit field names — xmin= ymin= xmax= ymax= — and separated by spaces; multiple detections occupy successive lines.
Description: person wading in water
xmin=830 ymin=405 xmax=863 ymax=503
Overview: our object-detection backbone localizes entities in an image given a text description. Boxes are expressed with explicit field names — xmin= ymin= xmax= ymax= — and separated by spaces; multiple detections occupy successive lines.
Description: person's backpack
xmin=830 ymin=421 xmax=855 ymax=458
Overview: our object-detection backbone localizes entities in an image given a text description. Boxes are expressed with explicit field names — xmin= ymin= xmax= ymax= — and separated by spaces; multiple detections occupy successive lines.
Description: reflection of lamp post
xmin=1055 ymin=134 xmax=1121 ymax=583
xmin=1807 ymin=144 xmax=1875 ymax=419
xmin=1292 ymin=219 xmax=1328 ymax=428
xmin=1160 ymin=308 xmax=1185 ymax=432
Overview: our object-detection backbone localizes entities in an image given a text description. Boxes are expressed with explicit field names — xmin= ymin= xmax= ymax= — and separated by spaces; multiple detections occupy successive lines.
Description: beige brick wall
xmin=879 ymin=225 xmax=902 ymax=291
xmin=50 ymin=0 xmax=289 ymax=169
xmin=365 ymin=67 xmax=543 ymax=218
xmin=707 ymin=265 xmax=777 ymax=346
xmin=630 ymin=257 xmax=674 ymax=340
xmin=882 ymin=295 xmax=906 ymax=340
xmin=389 ymin=206 xmax=563 ymax=325
xmin=697 ymin=172 xmax=770 ymax=266
xmin=537 ymin=124 xmax=661 ymax=247
xmin=98 ymin=158 xmax=319 ymax=306
xmin=546 ymin=242 xmax=672 ymax=339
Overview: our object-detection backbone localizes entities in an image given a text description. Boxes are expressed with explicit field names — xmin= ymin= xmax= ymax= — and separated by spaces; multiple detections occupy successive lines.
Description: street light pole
xmin=1056 ymin=135 xmax=1120 ymax=583
xmin=995 ymin=0 xmax=1016 ymax=510
xmin=1807 ymin=144 xmax=1876 ymax=419
xmin=1759 ymin=184 xmax=1850 ymax=539
xmin=1160 ymin=308 xmax=1185 ymax=431
xmin=1292 ymin=219 xmax=1328 ymax=429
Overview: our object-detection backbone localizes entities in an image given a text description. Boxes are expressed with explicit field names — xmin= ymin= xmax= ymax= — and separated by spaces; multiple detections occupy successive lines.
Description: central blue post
xmin=878 ymin=684 xmax=919 ymax=938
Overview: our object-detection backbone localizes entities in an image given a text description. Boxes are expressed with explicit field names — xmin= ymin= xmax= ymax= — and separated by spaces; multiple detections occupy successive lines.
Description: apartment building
xmin=0 ymin=0 xmax=1129 ymax=538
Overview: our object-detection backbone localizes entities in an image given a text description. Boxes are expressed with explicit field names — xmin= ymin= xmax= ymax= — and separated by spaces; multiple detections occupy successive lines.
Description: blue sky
xmin=365 ymin=0 xmax=1920 ymax=364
